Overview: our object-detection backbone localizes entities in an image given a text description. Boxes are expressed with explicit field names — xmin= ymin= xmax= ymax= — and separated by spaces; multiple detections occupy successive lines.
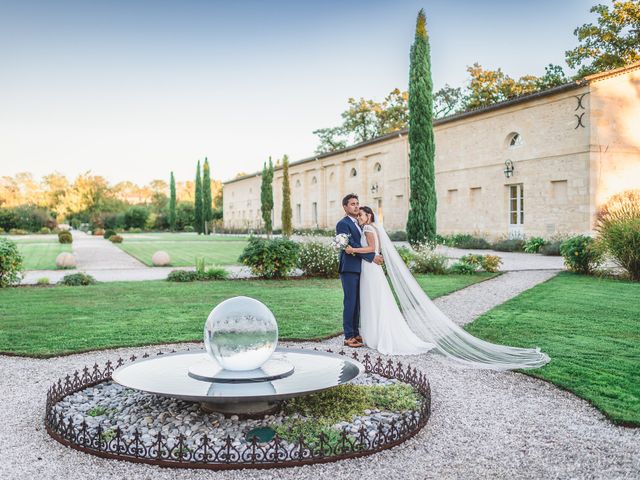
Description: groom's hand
xmin=374 ymin=255 xmax=384 ymax=265
xmin=345 ymin=246 xmax=354 ymax=255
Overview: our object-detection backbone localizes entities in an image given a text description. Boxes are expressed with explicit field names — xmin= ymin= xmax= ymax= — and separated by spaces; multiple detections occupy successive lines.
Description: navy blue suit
xmin=336 ymin=216 xmax=376 ymax=339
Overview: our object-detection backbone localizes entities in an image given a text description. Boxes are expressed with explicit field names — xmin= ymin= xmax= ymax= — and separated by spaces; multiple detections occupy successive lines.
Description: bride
xmin=345 ymin=206 xmax=550 ymax=370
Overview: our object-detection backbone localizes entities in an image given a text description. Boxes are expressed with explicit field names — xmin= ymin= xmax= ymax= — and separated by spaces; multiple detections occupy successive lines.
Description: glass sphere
xmin=204 ymin=296 xmax=278 ymax=371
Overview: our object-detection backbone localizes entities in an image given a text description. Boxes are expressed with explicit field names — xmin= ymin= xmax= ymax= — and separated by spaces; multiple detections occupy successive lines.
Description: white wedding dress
xmin=359 ymin=223 xmax=550 ymax=370
xmin=359 ymin=224 xmax=435 ymax=355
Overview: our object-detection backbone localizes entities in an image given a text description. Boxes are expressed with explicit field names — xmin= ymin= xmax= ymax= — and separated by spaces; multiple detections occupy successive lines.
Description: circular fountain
xmin=112 ymin=296 xmax=364 ymax=416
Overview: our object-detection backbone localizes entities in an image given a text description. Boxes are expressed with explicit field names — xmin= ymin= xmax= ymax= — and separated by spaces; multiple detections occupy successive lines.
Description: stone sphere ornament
xmin=152 ymin=250 xmax=171 ymax=266
xmin=56 ymin=252 xmax=76 ymax=268
xmin=204 ymin=296 xmax=278 ymax=371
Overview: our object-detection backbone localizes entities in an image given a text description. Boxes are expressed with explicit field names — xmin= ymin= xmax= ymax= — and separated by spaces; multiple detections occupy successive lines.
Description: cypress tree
xmin=203 ymin=157 xmax=212 ymax=234
xmin=406 ymin=9 xmax=437 ymax=245
xmin=169 ymin=171 xmax=176 ymax=231
xmin=281 ymin=155 xmax=293 ymax=237
xmin=194 ymin=160 xmax=204 ymax=234
xmin=261 ymin=156 xmax=274 ymax=236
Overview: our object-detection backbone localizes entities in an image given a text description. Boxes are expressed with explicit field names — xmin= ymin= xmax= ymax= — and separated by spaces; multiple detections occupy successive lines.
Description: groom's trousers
xmin=340 ymin=272 xmax=360 ymax=339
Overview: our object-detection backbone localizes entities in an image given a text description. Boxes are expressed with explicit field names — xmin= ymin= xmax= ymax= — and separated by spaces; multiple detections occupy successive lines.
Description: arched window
xmin=350 ymin=168 xmax=357 ymax=177
xmin=507 ymin=132 xmax=523 ymax=148
xmin=311 ymin=176 xmax=318 ymax=185
xmin=374 ymin=162 xmax=382 ymax=173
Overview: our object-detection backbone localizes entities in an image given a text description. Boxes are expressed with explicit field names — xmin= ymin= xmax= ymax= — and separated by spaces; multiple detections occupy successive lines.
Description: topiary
xmin=58 ymin=231 xmax=73 ymax=244
xmin=109 ymin=234 xmax=123 ymax=243
xmin=103 ymin=229 xmax=116 ymax=239
xmin=59 ymin=273 xmax=96 ymax=286
xmin=39 ymin=227 xmax=51 ymax=234
xmin=560 ymin=235 xmax=602 ymax=274
xmin=0 ymin=237 xmax=23 ymax=287
xmin=93 ymin=228 xmax=105 ymax=236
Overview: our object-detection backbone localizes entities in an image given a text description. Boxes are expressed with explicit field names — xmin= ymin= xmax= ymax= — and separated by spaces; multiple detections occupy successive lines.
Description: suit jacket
xmin=336 ymin=216 xmax=375 ymax=273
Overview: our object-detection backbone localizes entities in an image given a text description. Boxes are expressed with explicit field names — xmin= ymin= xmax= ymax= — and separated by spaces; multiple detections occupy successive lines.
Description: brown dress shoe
xmin=354 ymin=335 xmax=363 ymax=343
xmin=344 ymin=338 xmax=363 ymax=348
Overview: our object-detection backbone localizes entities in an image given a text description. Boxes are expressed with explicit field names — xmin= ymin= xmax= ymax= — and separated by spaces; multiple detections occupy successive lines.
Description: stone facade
xmin=223 ymin=63 xmax=640 ymax=239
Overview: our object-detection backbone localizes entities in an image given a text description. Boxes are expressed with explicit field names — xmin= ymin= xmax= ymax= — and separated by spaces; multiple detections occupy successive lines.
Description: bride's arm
xmin=346 ymin=231 xmax=376 ymax=254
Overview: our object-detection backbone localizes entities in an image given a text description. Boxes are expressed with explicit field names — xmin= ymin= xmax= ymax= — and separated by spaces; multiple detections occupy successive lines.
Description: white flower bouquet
xmin=331 ymin=233 xmax=351 ymax=251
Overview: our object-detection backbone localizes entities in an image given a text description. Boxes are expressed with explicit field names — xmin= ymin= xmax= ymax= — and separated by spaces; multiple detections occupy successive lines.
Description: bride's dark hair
xmin=359 ymin=206 xmax=375 ymax=222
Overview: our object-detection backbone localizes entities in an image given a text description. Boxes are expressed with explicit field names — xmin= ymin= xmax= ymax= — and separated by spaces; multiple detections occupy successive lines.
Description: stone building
xmin=223 ymin=62 xmax=640 ymax=239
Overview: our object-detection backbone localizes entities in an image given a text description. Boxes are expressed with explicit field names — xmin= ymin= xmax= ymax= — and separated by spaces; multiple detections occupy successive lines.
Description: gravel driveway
xmin=2 ymin=271 xmax=638 ymax=479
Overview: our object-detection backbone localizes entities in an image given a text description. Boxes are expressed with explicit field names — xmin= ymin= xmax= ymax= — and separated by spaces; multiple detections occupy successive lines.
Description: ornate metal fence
xmin=45 ymin=348 xmax=431 ymax=470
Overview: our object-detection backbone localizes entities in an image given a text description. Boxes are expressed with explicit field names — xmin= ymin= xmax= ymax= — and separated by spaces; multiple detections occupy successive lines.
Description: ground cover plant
xmin=114 ymin=233 xmax=248 ymax=266
xmin=465 ymin=272 xmax=640 ymax=426
xmin=10 ymin=235 xmax=73 ymax=270
xmin=0 ymin=274 xmax=494 ymax=357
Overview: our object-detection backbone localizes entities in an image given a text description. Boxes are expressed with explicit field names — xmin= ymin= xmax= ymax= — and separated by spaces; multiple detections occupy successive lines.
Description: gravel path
xmin=2 ymin=271 xmax=639 ymax=479
xmin=72 ymin=232 xmax=147 ymax=269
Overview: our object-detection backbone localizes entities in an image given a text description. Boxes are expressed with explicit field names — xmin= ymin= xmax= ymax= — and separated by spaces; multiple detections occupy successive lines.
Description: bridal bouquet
xmin=331 ymin=233 xmax=350 ymax=251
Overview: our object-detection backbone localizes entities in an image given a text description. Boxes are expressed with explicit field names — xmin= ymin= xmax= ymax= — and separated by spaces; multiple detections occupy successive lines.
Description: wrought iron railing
xmin=45 ymin=348 xmax=431 ymax=470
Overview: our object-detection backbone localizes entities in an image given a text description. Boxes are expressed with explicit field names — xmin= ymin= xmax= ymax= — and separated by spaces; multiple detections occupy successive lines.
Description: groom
xmin=337 ymin=193 xmax=383 ymax=348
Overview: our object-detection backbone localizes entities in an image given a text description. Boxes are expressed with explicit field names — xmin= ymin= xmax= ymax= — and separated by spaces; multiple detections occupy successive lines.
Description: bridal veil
xmin=374 ymin=223 xmax=550 ymax=370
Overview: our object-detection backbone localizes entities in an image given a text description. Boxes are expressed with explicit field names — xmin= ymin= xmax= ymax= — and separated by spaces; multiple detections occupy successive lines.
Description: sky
xmin=0 ymin=0 xmax=597 ymax=185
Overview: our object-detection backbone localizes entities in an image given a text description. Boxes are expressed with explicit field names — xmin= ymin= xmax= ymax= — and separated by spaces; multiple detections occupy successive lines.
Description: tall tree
xmin=261 ymin=157 xmax=274 ymax=236
xmin=169 ymin=171 xmax=176 ymax=231
xmin=194 ymin=160 xmax=204 ymax=234
xmin=202 ymin=157 xmax=212 ymax=234
xmin=281 ymin=155 xmax=293 ymax=237
xmin=566 ymin=1 xmax=640 ymax=77
xmin=433 ymin=84 xmax=463 ymax=118
xmin=406 ymin=9 xmax=437 ymax=245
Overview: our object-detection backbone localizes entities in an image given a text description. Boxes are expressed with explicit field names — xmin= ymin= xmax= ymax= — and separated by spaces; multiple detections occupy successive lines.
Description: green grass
xmin=0 ymin=273 xmax=494 ymax=358
xmin=115 ymin=233 xmax=248 ymax=266
xmin=465 ymin=272 xmax=640 ymax=426
xmin=9 ymin=235 xmax=73 ymax=270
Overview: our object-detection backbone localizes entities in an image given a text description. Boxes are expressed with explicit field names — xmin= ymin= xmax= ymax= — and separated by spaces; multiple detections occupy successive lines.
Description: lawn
xmin=9 ymin=235 xmax=72 ymax=270
xmin=115 ymin=233 xmax=248 ymax=267
xmin=0 ymin=273 xmax=495 ymax=357
xmin=466 ymin=272 xmax=640 ymax=426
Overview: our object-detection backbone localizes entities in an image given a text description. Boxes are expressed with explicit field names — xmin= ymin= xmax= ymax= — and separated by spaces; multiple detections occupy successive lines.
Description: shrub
xmin=455 ymin=235 xmax=491 ymax=249
xmin=0 ymin=227 xmax=4 ymax=234
xmin=39 ymin=227 xmax=51 ymax=234
xmin=128 ymin=227 xmax=142 ymax=234
xmin=239 ymin=236 xmax=299 ymax=278
xmin=37 ymin=277 xmax=49 ymax=285
xmin=109 ymin=235 xmax=123 ymax=243
xmin=93 ymin=228 xmax=105 ymax=236
xmin=0 ymin=209 xmax=19 ymax=231
xmin=0 ymin=238 xmax=23 ymax=287
xmin=560 ymin=235 xmax=602 ymax=274
xmin=103 ymin=229 xmax=117 ymax=239
xmin=524 ymin=237 xmax=546 ymax=253
xmin=539 ymin=240 xmax=562 ymax=256
xmin=480 ymin=254 xmax=502 ymax=273
xmin=58 ymin=231 xmax=73 ymax=244
xmin=183 ymin=225 xmax=195 ymax=233
xmin=10 ymin=205 xmax=55 ymax=232
xmin=298 ymin=241 xmax=339 ymax=278
xmin=395 ymin=246 xmax=415 ymax=266
xmin=595 ymin=190 xmax=640 ymax=281
xmin=448 ymin=262 xmax=477 ymax=275
xmin=491 ymin=239 xmax=525 ymax=252
xmin=9 ymin=228 xmax=29 ymax=235
xmin=167 ymin=270 xmax=198 ymax=282
xmin=124 ymin=206 xmax=149 ymax=230
xmin=388 ymin=230 xmax=407 ymax=242
xmin=59 ymin=273 xmax=96 ymax=286
xmin=203 ymin=266 xmax=228 ymax=280
xmin=411 ymin=247 xmax=448 ymax=274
